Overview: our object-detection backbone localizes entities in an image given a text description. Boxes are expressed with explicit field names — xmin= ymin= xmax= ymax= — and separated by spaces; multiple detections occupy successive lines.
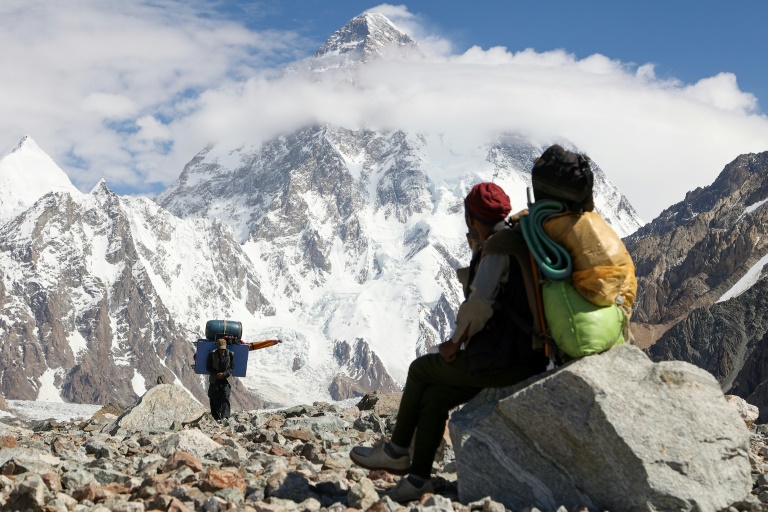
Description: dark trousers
xmin=208 ymin=381 xmax=231 ymax=420
xmin=391 ymin=352 xmax=541 ymax=478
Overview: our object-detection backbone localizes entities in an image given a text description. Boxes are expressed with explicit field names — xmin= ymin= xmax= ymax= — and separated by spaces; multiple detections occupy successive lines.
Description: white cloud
xmin=0 ymin=0 xmax=306 ymax=190
xmin=82 ymin=93 xmax=138 ymax=119
xmin=136 ymin=116 xmax=171 ymax=141
xmin=171 ymin=42 xmax=768 ymax=220
xmin=682 ymin=73 xmax=758 ymax=113
xmin=1 ymin=1 xmax=766 ymax=221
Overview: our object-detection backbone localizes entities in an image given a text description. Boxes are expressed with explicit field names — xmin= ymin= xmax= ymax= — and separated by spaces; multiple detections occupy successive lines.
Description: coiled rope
xmin=519 ymin=200 xmax=572 ymax=281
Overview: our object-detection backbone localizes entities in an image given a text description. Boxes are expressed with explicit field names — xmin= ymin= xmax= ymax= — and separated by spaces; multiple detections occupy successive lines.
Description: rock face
xmin=0 ymin=174 xmax=266 ymax=411
xmin=627 ymin=152 xmax=768 ymax=419
xmin=156 ymin=122 xmax=639 ymax=407
xmin=105 ymin=385 xmax=206 ymax=433
xmin=627 ymin=151 xmax=768 ymax=332
xmin=450 ymin=345 xmax=752 ymax=511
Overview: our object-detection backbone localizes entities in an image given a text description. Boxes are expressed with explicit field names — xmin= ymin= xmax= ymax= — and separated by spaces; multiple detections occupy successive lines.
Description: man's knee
xmin=407 ymin=353 xmax=442 ymax=377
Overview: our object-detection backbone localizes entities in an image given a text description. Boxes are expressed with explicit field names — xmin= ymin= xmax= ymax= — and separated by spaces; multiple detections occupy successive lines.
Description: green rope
xmin=520 ymin=200 xmax=572 ymax=281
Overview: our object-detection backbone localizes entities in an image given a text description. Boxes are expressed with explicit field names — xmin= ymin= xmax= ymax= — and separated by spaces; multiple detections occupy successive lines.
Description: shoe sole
xmin=349 ymin=451 xmax=410 ymax=475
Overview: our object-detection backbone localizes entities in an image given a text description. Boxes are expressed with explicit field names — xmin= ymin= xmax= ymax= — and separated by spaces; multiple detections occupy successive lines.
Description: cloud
xmin=82 ymin=93 xmax=138 ymax=119
xmin=365 ymin=3 xmax=453 ymax=56
xmin=173 ymin=41 xmax=768 ymax=220
xmin=1 ymin=1 xmax=767 ymax=221
xmin=0 ymin=0 xmax=306 ymax=189
xmin=682 ymin=73 xmax=759 ymax=113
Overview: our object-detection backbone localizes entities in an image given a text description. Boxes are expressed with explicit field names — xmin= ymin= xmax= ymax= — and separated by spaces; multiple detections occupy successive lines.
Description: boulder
xmin=0 ymin=448 xmax=60 ymax=467
xmin=725 ymin=395 xmax=759 ymax=425
xmin=157 ymin=430 xmax=221 ymax=460
xmin=355 ymin=392 xmax=402 ymax=417
xmin=105 ymin=384 xmax=206 ymax=432
xmin=449 ymin=344 xmax=752 ymax=512
xmin=282 ymin=414 xmax=348 ymax=435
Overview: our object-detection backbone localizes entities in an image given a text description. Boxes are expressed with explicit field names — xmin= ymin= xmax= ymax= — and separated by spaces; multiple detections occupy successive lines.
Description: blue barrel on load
xmin=205 ymin=320 xmax=243 ymax=341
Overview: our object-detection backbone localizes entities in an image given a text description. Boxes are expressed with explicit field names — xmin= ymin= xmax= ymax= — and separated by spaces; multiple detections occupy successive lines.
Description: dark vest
xmin=209 ymin=350 xmax=233 ymax=383
xmin=464 ymin=226 xmax=545 ymax=376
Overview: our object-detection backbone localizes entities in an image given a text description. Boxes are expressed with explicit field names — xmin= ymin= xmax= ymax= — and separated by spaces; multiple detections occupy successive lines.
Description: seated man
xmin=350 ymin=182 xmax=548 ymax=502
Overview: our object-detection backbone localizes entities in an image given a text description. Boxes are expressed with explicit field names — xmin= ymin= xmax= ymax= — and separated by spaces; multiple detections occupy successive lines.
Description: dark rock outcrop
xmin=628 ymin=152 xmax=768 ymax=419
xmin=627 ymin=151 xmax=768 ymax=335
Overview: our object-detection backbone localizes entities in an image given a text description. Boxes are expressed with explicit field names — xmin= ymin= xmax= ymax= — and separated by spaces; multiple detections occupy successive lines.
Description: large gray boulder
xmin=449 ymin=344 xmax=752 ymax=512
xmin=105 ymin=384 xmax=206 ymax=432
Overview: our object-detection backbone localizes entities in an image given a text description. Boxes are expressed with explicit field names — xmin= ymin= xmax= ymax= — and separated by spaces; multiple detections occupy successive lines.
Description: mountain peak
xmin=0 ymin=136 xmax=78 ymax=218
xmin=90 ymin=178 xmax=110 ymax=195
xmin=5 ymin=135 xmax=40 ymax=158
xmin=314 ymin=12 xmax=416 ymax=63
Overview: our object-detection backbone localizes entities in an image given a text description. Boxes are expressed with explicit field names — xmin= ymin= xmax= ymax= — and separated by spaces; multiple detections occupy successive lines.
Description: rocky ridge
xmin=626 ymin=151 xmax=768 ymax=419
xmin=0 ymin=158 xmax=266 ymax=410
xmin=627 ymin=151 xmax=768 ymax=332
xmin=0 ymin=386 xmax=767 ymax=512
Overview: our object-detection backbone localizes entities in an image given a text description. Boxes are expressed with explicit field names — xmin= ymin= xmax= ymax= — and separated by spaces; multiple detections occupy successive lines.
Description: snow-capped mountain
xmin=0 ymin=136 xmax=78 ymax=220
xmin=0 ymin=13 xmax=642 ymax=410
xmin=0 ymin=138 xmax=271 ymax=409
xmin=314 ymin=12 xmax=417 ymax=64
xmin=157 ymin=14 xmax=642 ymax=405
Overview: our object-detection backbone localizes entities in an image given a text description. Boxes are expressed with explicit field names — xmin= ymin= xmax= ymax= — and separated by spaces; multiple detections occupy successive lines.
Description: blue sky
xmin=1 ymin=0 xmax=767 ymax=221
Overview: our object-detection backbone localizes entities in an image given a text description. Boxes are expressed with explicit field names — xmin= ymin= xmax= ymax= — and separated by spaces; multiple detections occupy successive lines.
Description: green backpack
xmin=541 ymin=279 xmax=625 ymax=359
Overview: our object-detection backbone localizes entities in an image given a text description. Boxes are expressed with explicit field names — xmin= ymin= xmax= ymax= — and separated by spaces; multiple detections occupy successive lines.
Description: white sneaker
xmin=349 ymin=439 xmax=410 ymax=475
xmin=384 ymin=476 xmax=435 ymax=503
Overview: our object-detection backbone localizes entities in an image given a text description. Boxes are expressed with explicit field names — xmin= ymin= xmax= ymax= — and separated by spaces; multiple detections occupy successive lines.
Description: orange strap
xmin=529 ymin=251 xmax=549 ymax=357
xmin=248 ymin=339 xmax=281 ymax=351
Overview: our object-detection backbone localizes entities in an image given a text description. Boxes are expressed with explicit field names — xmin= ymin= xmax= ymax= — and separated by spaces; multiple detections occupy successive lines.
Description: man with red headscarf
xmin=350 ymin=182 xmax=548 ymax=502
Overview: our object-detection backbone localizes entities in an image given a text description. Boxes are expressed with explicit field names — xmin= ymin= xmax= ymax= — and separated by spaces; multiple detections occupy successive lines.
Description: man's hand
xmin=439 ymin=340 xmax=461 ymax=363
xmin=217 ymin=372 xmax=224 ymax=379
xmin=507 ymin=209 xmax=529 ymax=226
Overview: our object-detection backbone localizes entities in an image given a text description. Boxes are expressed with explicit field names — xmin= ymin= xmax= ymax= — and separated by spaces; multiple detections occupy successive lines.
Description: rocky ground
xmin=0 ymin=390 xmax=767 ymax=512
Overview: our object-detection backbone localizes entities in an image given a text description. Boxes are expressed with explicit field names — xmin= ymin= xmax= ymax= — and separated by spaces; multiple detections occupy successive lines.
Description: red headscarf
xmin=464 ymin=182 xmax=511 ymax=224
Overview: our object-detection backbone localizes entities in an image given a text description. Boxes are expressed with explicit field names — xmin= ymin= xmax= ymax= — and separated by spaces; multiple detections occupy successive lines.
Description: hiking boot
xmin=349 ymin=439 xmax=410 ymax=474
xmin=384 ymin=476 xmax=435 ymax=503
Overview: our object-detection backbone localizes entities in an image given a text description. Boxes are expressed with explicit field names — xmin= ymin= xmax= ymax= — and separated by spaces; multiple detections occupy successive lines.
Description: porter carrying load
xmin=193 ymin=319 xmax=282 ymax=377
